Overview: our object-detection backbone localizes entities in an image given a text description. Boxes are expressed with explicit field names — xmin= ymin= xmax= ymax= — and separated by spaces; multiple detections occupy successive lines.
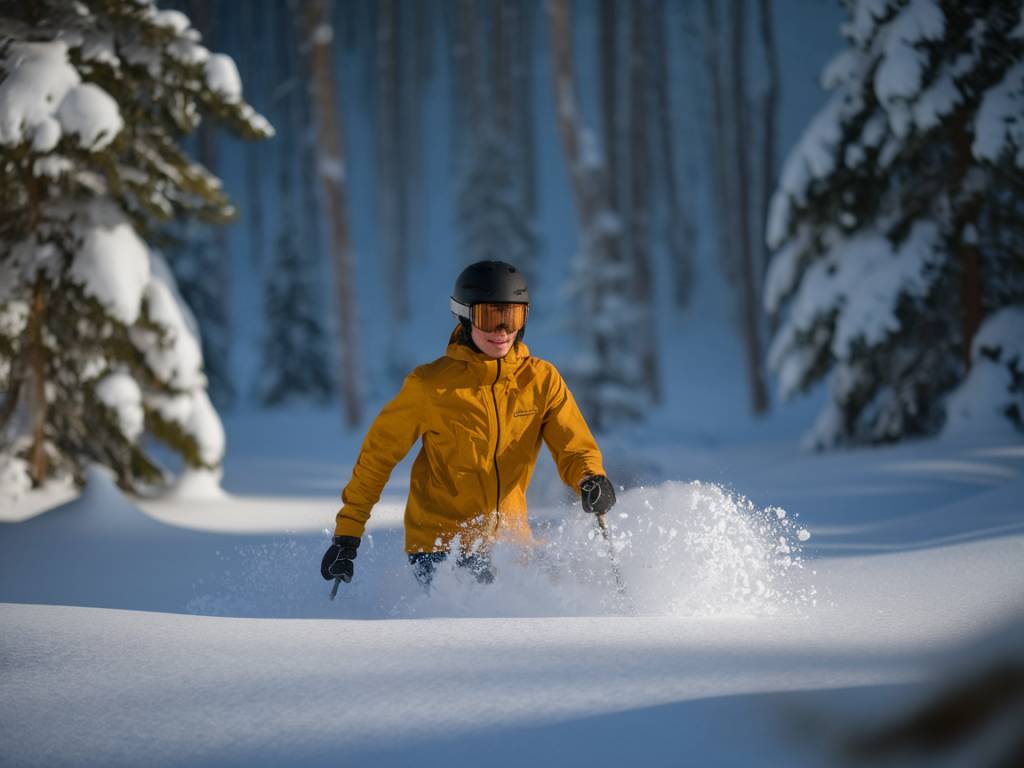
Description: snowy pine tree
xmin=258 ymin=12 xmax=332 ymax=408
xmin=765 ymin=0 xmax=1024 ymax=447
xmin=456 ymin=129 xmax=535 ymax=273
xmin=549 ymin=0 xmax=648 ymax=431
xmin=452 ymin=2 xmax=536 ymax=289
xmin=0 ymin=1 xmax=272 ymax=494
xmin=258 ymin=223 xmax=333 ymax=406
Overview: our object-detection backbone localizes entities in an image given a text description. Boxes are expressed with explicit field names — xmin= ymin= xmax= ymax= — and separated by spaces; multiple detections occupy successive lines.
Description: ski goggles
xmin=451 ymin=300 xmax=529 ymax=333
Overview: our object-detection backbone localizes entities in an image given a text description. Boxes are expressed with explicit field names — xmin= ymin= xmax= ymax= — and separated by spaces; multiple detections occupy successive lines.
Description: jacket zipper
xmin=491 ymin=360 xmax=501 ymax=530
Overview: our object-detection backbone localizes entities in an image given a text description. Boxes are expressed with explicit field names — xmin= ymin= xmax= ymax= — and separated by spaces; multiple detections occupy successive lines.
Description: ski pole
xmin=329 ymin=576 xmax=342 ymax=600
xmin=595 ymin=513 xmax=628 ymax=598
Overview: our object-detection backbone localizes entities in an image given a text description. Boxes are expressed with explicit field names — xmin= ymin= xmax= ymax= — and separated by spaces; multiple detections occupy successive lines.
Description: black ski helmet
xmin=451 ymin=260 xmax=530 ymax=307
xmin=450 ymin=260 xmax=530 ymax=343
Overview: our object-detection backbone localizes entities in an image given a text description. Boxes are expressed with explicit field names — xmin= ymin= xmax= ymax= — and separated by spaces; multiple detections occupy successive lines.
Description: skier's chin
xmin=483 ymin=338 xmax=512 ymax=357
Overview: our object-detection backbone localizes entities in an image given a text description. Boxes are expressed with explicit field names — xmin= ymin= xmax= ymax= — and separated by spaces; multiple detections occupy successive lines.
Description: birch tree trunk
xmin=304 ymin=0 xmax=362 ymax=426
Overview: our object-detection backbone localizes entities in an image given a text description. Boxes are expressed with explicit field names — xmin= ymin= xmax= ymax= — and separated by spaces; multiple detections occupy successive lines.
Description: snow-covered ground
xmin=2 ymin=406 xmax=1022 ymax=766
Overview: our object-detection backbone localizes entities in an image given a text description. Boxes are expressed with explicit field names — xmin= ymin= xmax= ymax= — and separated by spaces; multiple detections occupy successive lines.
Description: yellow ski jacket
xmin=335 ymin=328 xmax=606 ymax=553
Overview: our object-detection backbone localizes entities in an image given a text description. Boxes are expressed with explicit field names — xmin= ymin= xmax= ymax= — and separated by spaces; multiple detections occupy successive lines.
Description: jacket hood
xmin=445 ymin=325 xmax=530 ymax=384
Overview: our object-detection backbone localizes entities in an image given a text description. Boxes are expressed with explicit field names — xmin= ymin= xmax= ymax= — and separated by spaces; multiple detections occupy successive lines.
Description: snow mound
xmin=169 ymin=468 xmax=227 ymax=500
xmin=189 ymin=481 xmax=815 ymax=620
xmin=943 ymin=305 xmax=1024 ymax=439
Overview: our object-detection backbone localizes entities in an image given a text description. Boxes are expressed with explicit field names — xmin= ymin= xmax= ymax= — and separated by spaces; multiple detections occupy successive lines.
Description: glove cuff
xmin=333 ymin=535 xmax=360 ymax=560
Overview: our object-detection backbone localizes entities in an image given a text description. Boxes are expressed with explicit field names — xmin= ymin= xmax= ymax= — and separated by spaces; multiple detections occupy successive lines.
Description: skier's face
xmin=471 ymin=323 xmax=516 ymax=358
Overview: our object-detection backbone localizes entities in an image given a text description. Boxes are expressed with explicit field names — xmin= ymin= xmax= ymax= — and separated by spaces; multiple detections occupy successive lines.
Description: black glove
xmin=580 ymin=475 xmax=616 ymax=516
xmin=321 ymin=535 xmax=360 ymax=582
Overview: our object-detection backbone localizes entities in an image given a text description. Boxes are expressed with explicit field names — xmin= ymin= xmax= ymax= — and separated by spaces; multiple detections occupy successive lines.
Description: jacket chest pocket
xmin=429 ymin=410 xmax=491 ymax=471
xmin=504 ymin=394 xmax=541 ymax=449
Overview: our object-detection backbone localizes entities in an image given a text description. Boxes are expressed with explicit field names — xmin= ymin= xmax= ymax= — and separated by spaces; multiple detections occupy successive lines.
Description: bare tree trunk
xmin=729 ymin=0 xmax=769 ymax=415
xmin=651 ymin=0 xmax=696 ymax=310
xmin=961 ymin=245 xmax=983 ymax=368
xmin=701 ymin=0 xmax=736 ymax=284
xmin=377 ymin=0 xmax=414 ymax=376
xmin=628 ymin=0 xmax=660 ymax=404
xmin=290 ymin=1 xmax=326 ymax=306
xmin=377 ymin=0 xmax=403 ymax=322
xmin=0 ymin=367 xmax=21 ymax=435
xmin=459 ymin=0 xmax=483 ymax=134
xmin=407 ymin=1 xmax=429 ymax=261
xmin=241 ymin=0 xmax=266 ymax=269
xmin=952 ymin=122 xmax=984 ymax=368
xmin=549 ymin=0 xmax=600 ymax=427
xmin=414 ymin=0 xmax=434 ymax=80
xmin=28 ymin=275 xmax=48 ymax=485
xmin=512 ymin=0 xmax=538 ymax=241
xmin=19 ymin=154 xmax=48 ymax=483
xmin=304 ymin=0 xmax=362 ymax=427
xmin=549 ymin=0 xmax=641 ymax=430
xmin=393 ymin=4 xmax=410 ymax=318
xmin=757 ymin=0 xmax=779 ymax=288
xmin=494 ymin=0 xmax=513 ymax=141
xmin=599 ymin=0 xmax=621 ymax=219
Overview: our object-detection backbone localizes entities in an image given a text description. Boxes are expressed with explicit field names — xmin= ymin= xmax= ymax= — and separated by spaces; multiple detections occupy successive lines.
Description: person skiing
xmin=321 ymin=260 xmax=617 ymax=588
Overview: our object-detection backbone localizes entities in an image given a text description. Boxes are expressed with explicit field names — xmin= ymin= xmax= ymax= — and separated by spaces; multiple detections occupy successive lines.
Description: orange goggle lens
xmin=470 ymin=303 xmax=529 ymax=333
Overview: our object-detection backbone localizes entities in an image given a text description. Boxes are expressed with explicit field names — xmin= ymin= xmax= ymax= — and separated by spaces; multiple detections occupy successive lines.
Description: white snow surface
xmin=2 ymin=407 xmax=1023 ymax=766
xmin=0 ymin=453 xmax=31 ymax=505
xmin=169 ymin=467 xmax=228 ymax=500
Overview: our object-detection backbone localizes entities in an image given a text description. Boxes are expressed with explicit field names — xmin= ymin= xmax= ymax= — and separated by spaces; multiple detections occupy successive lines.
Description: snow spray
xmin=188 ymin=481 xmax=814 ymax=619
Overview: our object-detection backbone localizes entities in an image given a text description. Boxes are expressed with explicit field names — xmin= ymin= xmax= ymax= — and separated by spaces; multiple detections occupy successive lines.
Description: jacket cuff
xmin=335 ymin=510 xmax=367 ymax=539
xmin=574 ymin=463 xmax=607 ymax=493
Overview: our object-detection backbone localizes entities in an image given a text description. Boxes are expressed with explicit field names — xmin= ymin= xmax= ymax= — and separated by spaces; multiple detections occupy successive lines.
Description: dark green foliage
xmin=766 ymin=0 xmax=1024 ymax=447
xmin=0 ymin=0 xmax=271 ymax=489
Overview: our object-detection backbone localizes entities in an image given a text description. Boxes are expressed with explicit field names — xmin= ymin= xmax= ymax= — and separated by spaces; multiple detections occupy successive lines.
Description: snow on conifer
xmin=0 ymin=1 xmax=272 ymax=495
xmin=943 ymin=305 xmax=1024 ymax=437
xmin=765 ymin=0 xmax=1024 ymax=447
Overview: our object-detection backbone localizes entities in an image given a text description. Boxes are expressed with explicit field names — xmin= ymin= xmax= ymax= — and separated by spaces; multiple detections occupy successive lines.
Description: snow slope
xmin=2 ymin=411 xmax=1022 ymax=766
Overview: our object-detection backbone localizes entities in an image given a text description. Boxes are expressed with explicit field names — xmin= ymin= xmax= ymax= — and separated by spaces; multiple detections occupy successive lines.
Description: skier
xmin=321 ymin=260 xmax=617 ymax=588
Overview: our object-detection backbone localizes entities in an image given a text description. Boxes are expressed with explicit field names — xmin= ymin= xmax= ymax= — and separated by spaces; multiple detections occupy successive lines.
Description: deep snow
xmin=2 ymin=408 xmax=1023 ymax=766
